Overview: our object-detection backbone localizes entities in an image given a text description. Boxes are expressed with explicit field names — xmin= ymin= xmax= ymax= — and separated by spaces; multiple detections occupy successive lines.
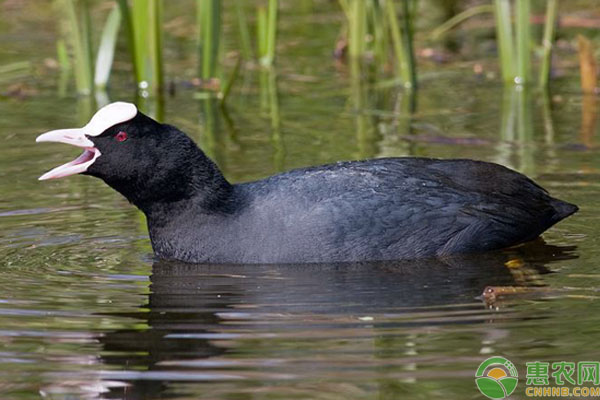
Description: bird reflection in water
xmin=65 ymin=241 xmax=577 ymax=399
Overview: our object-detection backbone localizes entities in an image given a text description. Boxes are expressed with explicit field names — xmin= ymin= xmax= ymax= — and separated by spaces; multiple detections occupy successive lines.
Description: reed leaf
xmin=149 ymin=0 xmax=163 ymax=93
xmin=56 ymin=40 xmax=71 ymax=71
xmin=94 ymin=4 xmax=121 ymax=90
xmin=430 ymin=4 xmax=494 ymax=40
xmin=131 ymin=0 xmax=163 ymax=94
xmin=257 ymin=6 xmax=268 ymax=60
xmin=368 ymin=0 xmax=388 ymax=68
xmin=257 ymin=0 xmax=278 ymax=67
xmin=220 ymin=56 xmax=242 ymax=106
xmin=116 ymin=0 xmax=139 ymax=84
xmin=337 ymin=0 xmax=350 ymax=20
xmin=265 ymin=0 xmax=278 ymax=66
xmin=400 ymin=0 xmax=417 ymax=88
xmin=63 ymin=0 xmax=93 ymax=94
xmin=131 ymin=0 xmax=149 ymax=87
xmin=494 ymin=0 xmax=515 ymax=83
xmin=386 ymin=0 xmax=415 ymax=89
xmin=348 ymin=0 xmax=366 ymax=58
xmin=539 ymin=0 xmax=558 ymax=88
xmin=515 ymin=0 xmax=530 ymax=84
xmin=199 ymin=0 xmax=221 ymax=79
xmin=234 ymin=0 xmax=253 ymax=60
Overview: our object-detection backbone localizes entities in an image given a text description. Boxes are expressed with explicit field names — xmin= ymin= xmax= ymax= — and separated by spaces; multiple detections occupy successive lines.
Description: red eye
xmin=116 ymin=131 xmax=128 ymax=142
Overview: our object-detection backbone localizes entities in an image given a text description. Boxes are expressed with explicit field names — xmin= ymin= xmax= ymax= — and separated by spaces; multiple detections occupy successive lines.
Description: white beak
xmin=36 ymin=128 xmax=101 ymax=181
xmin=36 ymin=101 xmax=137 ymax=181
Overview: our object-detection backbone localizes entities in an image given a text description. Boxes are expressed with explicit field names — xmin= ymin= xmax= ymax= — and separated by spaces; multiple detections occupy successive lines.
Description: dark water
xmin=1 ymin=2 xmax=599 ymax=399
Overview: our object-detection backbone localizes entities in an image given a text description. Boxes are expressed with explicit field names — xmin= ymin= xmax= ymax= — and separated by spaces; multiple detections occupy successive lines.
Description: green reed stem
xmin=198 ymin=0 xmax=221 ymax=79
xmin=80 ymin=0 xmax=93 ymax=90
xmin=494 ymin=0 xmax=515 ymax=83
xmin=131 ymin=0 xmax=163 ymax=94
xmin=386 ymin=0 xmax=415 ymax=89
xmin=56 ymin=40 xmax=71 ymax=71
xmin=257 ymin=6 xmax=267 ymax=60
xmin=150 ymin=0 xmax=163 ymax=92
xmin=386 ymin=1 xmax=405 ymax=78
xmin=64 ymin=0 xmax=93 ymax=94
xmin=131 ymin=0 xmax=147 ymax=84
xmin=94 ymin=4 xmax=121 ymax=90
xmin=338 ymin=0 xmax=350 ymax=20
xmin=257 ymin=0 xmax=278 ymax=67
xmin=400 ymin=0 xmax=417 ymax=89
xmin=132 ymin=0 xmax=148 ymax=87
xmin=116 ymin=0 xmax=139 ymax=84
xmin=539 ymin=0 xmax=558 ymax=88
xmin=348 ymin=0 xmax=366 ymax=58
xmin=430 ymin=4 xmax=494 ymax=40
xmin=234 ymin=0 xmax=253 ymax=60
xmin=220 ymin=56 xmax=241 ymax=106
xmin=368 ymin=0 xmax=387 ymax=68
xmin=265 ymin=0 xmax=278 ymax=66
xmin=515 ymin=0 xmax=530 ymax=84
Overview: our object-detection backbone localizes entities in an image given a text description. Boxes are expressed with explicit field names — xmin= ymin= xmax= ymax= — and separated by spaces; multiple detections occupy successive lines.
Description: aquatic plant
xmin=235 ymin=0 xmax=254 ymax=61
xmin=386 ymin=0 xmax=416 ymax=89
xmin=53 ymin=0 xmax=581 ymax=101
xmin=432 ymin=0 xmax=559 ymax=87
xmin=56 ymin=0 xmax=162 ymax=96
xmin=493 ymin=0 xmax=556 ymax=86
xmin=58 ymin=0 xmax=94 ymax=95
xmin=339 ymin=0 xmax=417 ymax=89
xmin=130 ymin=0 xmax=163 ymax=95
xmin=198 ymin=0 xmax=221 ymax=80
xmin=94 ymin=4 xmax=121 ymax=90
xmin=538 ymin=0 xmax=558 ymax=87
xmin=257 ymin=0 xmax=278 ymax=67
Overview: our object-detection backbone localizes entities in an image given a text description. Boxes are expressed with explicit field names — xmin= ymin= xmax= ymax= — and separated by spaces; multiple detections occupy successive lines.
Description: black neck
xmin=134 ymin=154 xmax=235 ymax=223
xmin=99 ymin=123 xmax=235 ymax=222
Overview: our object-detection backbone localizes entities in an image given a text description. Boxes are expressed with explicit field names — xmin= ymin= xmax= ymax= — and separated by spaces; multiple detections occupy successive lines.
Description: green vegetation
xmin=257 ymin=0 xmax=278 ymax=67
xmin=234 ymin=1 xmax=253 ymax=61
xmin=491 ymin=0 xmax=560 ymax=86
xmin=515 ymin=0 xmax=531 ymax=84
xmin=94 ymin=4 xmax=121 ymax=90
xmin=130 ymin=0 xmax=163 ymax=95
xmin=198 ymin=0 xmax=221 ymax=80
xmin=59 ymin=0 xmax=94 ymax=94
xmin=539 ymin=0 xmax=558 ymax=87
xmin=340 ymin=0 xmax=417 ymax=89
xmin=56 ymin=0 xmax=161 ymax=96
xmin=52 ymin=0 xmax=593 ymax=101
xmin=0 ymin=61 xmax=31 ymax=84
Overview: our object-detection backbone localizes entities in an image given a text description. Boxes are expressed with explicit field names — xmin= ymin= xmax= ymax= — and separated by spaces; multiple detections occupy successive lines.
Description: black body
xmin=84 ymin=112 xmax=578 ymax=264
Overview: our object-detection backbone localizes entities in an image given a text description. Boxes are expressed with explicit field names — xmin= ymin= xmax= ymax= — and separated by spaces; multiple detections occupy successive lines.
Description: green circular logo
xmin=475 ymin=356 xmax=519 ymax=399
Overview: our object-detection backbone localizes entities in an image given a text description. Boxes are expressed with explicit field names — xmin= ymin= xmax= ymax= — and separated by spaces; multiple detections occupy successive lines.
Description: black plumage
xmin=77 ymin=111 xmax=577 ymax=264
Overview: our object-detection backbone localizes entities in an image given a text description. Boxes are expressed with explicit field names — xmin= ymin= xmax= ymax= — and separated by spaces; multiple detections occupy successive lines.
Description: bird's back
xmin=227 ymin=158 xmax=577 ymax=263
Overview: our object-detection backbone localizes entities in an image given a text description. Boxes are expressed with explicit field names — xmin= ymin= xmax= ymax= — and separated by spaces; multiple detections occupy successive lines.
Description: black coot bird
xmin=37 ymin=102 xmax=577 ymax=264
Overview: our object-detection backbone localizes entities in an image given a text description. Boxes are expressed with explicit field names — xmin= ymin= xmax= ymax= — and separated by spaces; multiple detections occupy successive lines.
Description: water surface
xmin=0 ymin=2 xmax=598 ymax=399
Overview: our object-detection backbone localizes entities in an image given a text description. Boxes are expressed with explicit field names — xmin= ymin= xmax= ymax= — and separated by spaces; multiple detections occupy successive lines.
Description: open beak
xmin=36 ymin=128 xmax=101 ymax=180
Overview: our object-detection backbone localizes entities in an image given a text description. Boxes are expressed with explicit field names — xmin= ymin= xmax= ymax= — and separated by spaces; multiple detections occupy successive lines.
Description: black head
xmin=37 ymin=103 xmax=231 ymax=215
